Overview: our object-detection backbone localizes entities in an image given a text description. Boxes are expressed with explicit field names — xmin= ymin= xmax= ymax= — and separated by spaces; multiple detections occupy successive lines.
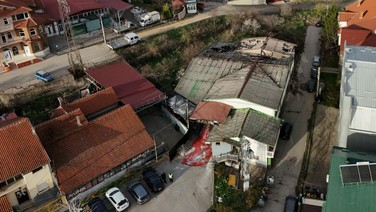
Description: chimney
xmin=76 ymin=116 xmax=82 ymax=126
xmin=57 ymin=97 xmax=65 ymax=106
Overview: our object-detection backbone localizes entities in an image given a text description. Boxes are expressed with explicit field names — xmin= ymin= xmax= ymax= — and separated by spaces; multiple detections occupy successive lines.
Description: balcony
xmin=0 ymin=24 xmax=14 ymax=33
xmin=0 ymin=37 xmax=25 ymax=48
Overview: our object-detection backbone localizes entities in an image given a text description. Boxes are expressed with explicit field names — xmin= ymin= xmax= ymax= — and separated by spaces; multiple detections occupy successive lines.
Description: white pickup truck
xmin=107 ymin=32 xmax=140 ymax=50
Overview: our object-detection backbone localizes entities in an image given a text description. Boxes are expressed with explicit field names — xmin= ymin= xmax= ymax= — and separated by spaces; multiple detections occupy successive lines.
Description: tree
xmin=162 ymin=3 xmax=172 ymax=20
xmin=321 ymin=4 xmax=341 ymax=49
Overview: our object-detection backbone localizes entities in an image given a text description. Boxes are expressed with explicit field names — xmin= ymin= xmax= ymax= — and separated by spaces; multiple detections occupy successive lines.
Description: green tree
xmin=322 ymin=4 xmax=340 ymax=49
xmin=162 ymin=3 xmax=172 ymax=20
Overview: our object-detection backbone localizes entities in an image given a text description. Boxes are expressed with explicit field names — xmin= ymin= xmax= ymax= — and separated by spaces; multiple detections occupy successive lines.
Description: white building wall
xmin=23 ymin=164 xmax=54 ymax=199
xmin=244 ymin=136 xmax=268 ymax=167
xmin=209 ymin=98 xmax=276 ymax=117
xmin=211 ymin=142 xmax=232 ymax=156
xmin=338 ymin=22 xmax=347 ymax=28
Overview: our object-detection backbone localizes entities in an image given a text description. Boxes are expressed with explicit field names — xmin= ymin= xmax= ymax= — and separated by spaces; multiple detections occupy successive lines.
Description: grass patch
xmin=320 ymin=72 xmax=340 ymax=108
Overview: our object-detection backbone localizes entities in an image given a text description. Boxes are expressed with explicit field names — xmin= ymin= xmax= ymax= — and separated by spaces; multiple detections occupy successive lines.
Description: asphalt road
xmin=262 ymin=25 xmax=321 ymax=212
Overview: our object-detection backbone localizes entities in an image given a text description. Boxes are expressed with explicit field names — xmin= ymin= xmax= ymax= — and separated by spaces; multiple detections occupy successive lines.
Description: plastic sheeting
xmin=182 ymin=125 xmax=212 ymax=166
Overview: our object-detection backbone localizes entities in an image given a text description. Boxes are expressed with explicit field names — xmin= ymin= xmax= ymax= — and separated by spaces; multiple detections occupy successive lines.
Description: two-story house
xmin=0 ymin=117 xmax=54 ymax=211
xmin=0 ymin=0 xmax=51 ymax=68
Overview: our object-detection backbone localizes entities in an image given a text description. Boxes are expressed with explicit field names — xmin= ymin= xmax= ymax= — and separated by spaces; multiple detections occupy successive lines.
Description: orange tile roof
xmin=0 ymin=6 xmax=32 ymax=17
xmin=0 ymin=118 xmax=50 ymax=181
xmin=39 ymin=105 xmax=154 ymax=194
xmin=361 ymin=34 xmax=376 ymax=47
xmin=190 ymin=101 xmax=232 ymax=124
xmin=36 ymin=109 xmax=88 ymax=147
xmin=0 ymin=196 xmax=12 ymax=212
xmin=338 ymin=12 xmax=356 ymax=22
xmin=52 ymin=87 xmax=119 ymax=118
xmin=343 ymin=0 xmax=376 ymax=26
xmin=339 ymin=28 xmax=371 ymax=51
xmin=349 ymin=17 xmax=376 ymax=31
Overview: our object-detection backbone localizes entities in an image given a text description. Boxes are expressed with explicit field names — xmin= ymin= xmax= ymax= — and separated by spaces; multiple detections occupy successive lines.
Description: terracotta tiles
xmin=40 ymin=105 xmax=154 ymax=194
xmin=0 ymin=118 xmax=50 ymax=181
xmin=0 ymin=195 xmax=12 ymax=212
xmin=50 ymin=87 xmax=119 ymax=118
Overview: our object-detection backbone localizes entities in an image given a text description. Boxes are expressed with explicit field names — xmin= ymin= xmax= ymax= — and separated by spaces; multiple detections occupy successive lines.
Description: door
xmin=23 ymin=45 xmax=31 ymax=56
xmin=3 ymin=49 xmax=12 ymax=60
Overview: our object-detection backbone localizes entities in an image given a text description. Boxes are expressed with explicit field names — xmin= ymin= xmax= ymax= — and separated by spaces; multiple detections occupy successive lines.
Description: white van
xmin=124 ymin=32 xmax=140 ymax=46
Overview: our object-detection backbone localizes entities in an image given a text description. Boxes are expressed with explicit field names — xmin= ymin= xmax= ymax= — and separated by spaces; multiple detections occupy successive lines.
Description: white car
xmin=105 ymin=187 xmax=129 ymax=211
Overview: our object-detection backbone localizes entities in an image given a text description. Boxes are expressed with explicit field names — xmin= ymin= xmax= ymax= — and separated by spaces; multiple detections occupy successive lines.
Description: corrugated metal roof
xmin=350 ymin=106 xmax=376 ymax=131
xmin=175 ymin=57 xmax=246 ymax=103
xmin=322 ymin=146 xmax=376 ymax=212
xmin=344 ymin=46 xmax=376 ymax=109
xmin=240 ymin=110 xmax=280 ymax=146
xmin=240 ymin=64 xmax=289 ymax=110
xmin=207 ymin=109 xmax=248 ymax=143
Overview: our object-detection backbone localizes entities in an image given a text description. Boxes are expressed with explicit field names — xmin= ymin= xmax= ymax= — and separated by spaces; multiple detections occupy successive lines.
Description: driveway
xmin=262 ymin=26 xmax=321 ymax=212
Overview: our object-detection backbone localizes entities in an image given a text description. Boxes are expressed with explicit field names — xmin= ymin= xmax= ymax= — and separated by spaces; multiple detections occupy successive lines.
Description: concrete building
xmin=338 ymin=45 xmax=376 ymax=152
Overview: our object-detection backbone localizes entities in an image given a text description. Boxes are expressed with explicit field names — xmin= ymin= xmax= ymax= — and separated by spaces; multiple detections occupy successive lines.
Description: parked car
xmin=105 ymin=187 xmax=129 ymax=212
xmin=312 ymin=56 xmax=321 ymax=67
xmin=310 ymin=67 xmax=318 ymax=79
xmin=35 ymin=70 xmax=54 ymax=82
xmin=127 ymin=181 xmax=151 ymax=204
xmin=141 ymin=167 xmax=165 ymax=192
xmin=87 ymin=197 xmax=108 ymax=212
xmin=284 ymin=195 xmax=298 ymax=212
xmin=280 ymin=122 xmax=293 ymax=140
xmin=307 ymin=79 xmax=317 ymax=92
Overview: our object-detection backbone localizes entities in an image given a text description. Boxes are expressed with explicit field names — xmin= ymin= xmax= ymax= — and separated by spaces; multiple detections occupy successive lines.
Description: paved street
xmin=263 ymin=26 xmax=321 ymax=212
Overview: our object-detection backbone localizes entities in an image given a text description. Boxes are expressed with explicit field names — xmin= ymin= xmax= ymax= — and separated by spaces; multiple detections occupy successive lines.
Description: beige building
xmin=0 ymin=117 xmax=54 ymax=211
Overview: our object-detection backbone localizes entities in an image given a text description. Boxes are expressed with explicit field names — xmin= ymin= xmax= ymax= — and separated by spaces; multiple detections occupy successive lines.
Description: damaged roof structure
xmin=174 ymin=37 xmax=295 ymax=169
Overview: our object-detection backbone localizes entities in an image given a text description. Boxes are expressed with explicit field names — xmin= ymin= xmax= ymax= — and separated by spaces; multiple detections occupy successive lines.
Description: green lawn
xmin=320 ymin=72 xmax=340 ymax=108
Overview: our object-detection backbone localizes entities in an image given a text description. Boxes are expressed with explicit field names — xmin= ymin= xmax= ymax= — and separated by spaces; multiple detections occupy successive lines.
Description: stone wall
xmin=0 ymin=74 xmax=86 ymax=107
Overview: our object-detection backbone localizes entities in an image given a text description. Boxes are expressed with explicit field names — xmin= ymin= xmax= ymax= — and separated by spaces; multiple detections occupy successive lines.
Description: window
xmin=13 ymin=13 xmax=29 ymax=21
xmin=30 ymin=28 xmax=36 ymax=36
xmin=97 ymin=175 xmax=104 ymax=183
xmin=3 ymin=18 xmax=8 ymax=25
xmin=19 ymin=30 xmax=25 ymax=37
xmin=33 ymin=43 xmax=40 ymax=52
xmin=91 ymin=178 xmax=98 ymax=186
xmin=32 ymin=166 xmax=43 ymax=174
xmin=7 ymin=32 xmax=12 ymax=39
xmin=216 ymin=142 xmax=220 ymax=145
xmin=12 ymin=46 xmax=19 ymax=55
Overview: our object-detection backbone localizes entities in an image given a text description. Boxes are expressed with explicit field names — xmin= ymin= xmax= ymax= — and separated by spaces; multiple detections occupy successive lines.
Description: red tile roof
xmin=361 ymin=34 xmax=376 ymax=47
xmin=0 ymin=6 xmax=32 ymax=17
xmin=190 ymin=101 xmax=232 ymax=124
xmin=36 ymin=109 xmax=88 ymax=146
xmin=86 ymin=62 xmax=166 ymax=109
xmin=50 ymin=87 xmax=119 ymax=118
xmin=339 ymin=28 xmax=371 ymax=51
xmin=0 ymin=196 xmax=12 ymax=212
xmin=39 ymin=105 xmax=154 ymax=194
xmin=0 ymin=118 xmax=50 ymax=181
xmin=342 ymin=0 xmax=376 ymax=27
xmin=338 ymin=12 xmax=356 ymax=22
xmin=39 ymin=0 xmax=132 ymax=20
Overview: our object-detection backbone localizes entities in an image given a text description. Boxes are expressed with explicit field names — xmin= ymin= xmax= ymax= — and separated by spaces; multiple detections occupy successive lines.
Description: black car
xmin=311 ymin=67 xmax=318 ymax=79
xmin=284 ymin=195 xmax=298 ymax=212
xmin=87 ymin=197 xmax=108 ymax=212
xmin=280 ymin=123 xmax=293 ymax=140
xmin=141 ymin=167 xmax=165 ymax=193
xmin=127 ymin=181 xmax=151 ymax=205
xmin=307 ymin=79 xmax=317 ymax=92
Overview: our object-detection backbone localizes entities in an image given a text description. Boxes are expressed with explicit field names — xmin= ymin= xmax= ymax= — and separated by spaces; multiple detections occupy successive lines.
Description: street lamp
xmin=99 ymin=14 xmax=106 ymax=44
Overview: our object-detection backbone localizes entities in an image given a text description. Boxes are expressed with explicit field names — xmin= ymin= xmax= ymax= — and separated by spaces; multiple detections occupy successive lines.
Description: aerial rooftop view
xmin=0 ymin=0 xmax=374 ymax=211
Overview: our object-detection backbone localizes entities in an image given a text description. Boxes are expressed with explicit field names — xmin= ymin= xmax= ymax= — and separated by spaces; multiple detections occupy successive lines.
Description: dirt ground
xmin=305 ymin=105 xmax=339 ymax=191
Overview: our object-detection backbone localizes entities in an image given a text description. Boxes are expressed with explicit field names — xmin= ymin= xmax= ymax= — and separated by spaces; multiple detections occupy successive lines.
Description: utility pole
xmin=57 ymin=0 xmax=84 ymax=78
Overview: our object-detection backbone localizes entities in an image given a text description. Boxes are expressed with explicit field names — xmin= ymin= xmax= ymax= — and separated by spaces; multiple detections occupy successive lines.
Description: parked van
xmin=139 ymin=11 xmax=160 ymax=27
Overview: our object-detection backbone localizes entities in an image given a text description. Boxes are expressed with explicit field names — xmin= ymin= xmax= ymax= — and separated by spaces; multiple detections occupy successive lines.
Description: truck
xmin=107 ymin=32 xmax=140 ymax=50
xmin=139 ymin=11 xmax=160 ymax=27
